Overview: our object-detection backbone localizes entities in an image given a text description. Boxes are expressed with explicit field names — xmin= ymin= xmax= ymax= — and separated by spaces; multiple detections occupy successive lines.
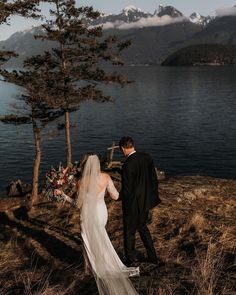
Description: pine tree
xmin=0 ymin=68 xmax=65 ymax=207
xmin=0 ymin=0 xmax=44 ymax=206
xmin=29 ymin=0 xmax=131 ymax=166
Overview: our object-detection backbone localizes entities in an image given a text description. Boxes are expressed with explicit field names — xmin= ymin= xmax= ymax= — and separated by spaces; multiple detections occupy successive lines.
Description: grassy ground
xmin=0 ymin=176 xmax=235 ymax=295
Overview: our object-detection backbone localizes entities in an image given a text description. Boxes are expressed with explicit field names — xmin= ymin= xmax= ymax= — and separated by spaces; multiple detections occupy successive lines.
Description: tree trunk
xmin=29 ymin=120 xmax=41 ymax=208
xmin=65 ymin=110 xmax=72 ymax=167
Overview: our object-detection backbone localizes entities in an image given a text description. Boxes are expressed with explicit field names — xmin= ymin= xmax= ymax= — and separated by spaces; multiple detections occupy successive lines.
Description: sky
xmin=0 ymin=0 xmax=236 ymax=41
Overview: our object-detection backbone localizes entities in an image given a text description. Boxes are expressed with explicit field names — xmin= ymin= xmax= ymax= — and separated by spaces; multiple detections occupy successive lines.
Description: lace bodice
xmin=62 ymin=175 xmax=119 ymax=205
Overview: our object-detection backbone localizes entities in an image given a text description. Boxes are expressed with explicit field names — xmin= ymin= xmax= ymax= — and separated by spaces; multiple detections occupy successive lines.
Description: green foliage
xmin=0 ymin=68 xmax=65 ymax=125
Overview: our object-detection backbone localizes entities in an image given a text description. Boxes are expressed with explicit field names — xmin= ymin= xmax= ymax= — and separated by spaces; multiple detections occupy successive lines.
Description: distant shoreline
xmin=161 ymin=44 xmax=236 ymax=66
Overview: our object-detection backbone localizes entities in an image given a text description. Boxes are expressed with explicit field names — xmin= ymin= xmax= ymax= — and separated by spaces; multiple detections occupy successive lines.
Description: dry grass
xmin=192 ymin=241 xmax=227 ymax=295
xmin=0 ymin=238 xmax=24 ymax=274
xmin=0 ymin=175 xmax=235 ymax=294
xmin=14 ymin=269 xmax=58 ymax=295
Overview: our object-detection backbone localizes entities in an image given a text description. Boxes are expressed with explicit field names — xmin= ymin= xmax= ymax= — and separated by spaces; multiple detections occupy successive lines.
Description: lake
xmin=0 ymin=65 xmax=236 ymax=195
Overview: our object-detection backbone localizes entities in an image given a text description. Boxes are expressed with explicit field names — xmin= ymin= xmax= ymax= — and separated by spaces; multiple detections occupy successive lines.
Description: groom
xmin=119 ymin=136 xmax=161 ymax=265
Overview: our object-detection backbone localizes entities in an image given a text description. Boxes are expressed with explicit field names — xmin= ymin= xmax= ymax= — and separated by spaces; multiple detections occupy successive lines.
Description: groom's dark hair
xmin=119 ymin=136 xmax=134 ymax=149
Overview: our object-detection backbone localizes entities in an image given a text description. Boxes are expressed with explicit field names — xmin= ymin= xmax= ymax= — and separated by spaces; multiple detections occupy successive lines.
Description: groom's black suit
xmin=120 ymin=151 xmax=161 ymax=262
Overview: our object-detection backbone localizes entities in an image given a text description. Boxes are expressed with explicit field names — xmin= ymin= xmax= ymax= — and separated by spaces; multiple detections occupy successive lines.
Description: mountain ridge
xmin=0 ymin=5 xmax=236 ymax=66
xmin=91 ymin=4 xmax=214 ymax=27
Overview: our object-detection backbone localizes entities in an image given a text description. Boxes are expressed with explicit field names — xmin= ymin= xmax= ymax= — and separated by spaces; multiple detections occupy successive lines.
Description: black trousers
xmin=123 ymin=210 xmax=157 ymax=261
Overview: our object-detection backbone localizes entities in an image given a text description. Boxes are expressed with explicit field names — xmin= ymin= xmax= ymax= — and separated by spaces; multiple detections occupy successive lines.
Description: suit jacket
xmin=120 ymin=152 xmax=161 ymax=216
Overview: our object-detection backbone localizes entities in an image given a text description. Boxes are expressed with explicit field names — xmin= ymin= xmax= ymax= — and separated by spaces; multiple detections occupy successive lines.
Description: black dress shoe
xmin=146 ymin=257 xmax=165 ymax=266
xmin=124 ymin=257 xmax=139 ymax=266
xmin=135 ymin=252 xmax=146 ymax=262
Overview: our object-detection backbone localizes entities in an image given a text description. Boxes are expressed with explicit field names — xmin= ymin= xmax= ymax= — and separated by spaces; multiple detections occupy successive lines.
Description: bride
xmin=56 ymin=154 xmax=139 ymax=295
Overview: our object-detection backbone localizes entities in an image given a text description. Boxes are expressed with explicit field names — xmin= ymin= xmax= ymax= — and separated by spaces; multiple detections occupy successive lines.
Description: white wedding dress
xmin=64 ymin=155 xmax=139 ymax=295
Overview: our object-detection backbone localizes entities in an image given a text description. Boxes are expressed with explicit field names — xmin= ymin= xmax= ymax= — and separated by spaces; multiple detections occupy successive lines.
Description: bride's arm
xmin=106 ymin=176 xmax=119 ymax=200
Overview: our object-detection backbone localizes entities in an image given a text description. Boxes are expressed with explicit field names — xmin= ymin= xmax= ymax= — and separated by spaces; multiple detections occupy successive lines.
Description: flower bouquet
xmin=43 ymin=163 xmax=77 ymax=203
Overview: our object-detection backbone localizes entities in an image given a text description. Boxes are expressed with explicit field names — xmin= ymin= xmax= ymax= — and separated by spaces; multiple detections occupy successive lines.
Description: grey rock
xmin=6 ymin=179 xmax=32 ymax=197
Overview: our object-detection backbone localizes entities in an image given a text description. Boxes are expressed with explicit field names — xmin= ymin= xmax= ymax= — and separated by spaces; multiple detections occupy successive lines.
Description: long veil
xmin=78 ymin=155 xmax=138 ymax=295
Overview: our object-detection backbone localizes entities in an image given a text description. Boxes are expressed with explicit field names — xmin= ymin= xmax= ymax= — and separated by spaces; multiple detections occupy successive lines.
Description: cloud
xmin=101 ymin=15 xmax=187 ymax=30
xmin=215 ymin=6 xmax=236 ymax=17
xmin=102 ymin=22 xmax=117 ymax=30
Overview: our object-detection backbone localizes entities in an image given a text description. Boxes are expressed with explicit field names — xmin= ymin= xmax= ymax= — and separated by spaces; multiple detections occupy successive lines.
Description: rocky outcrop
xmin=6 ymin=179 xmax=32 ymax=197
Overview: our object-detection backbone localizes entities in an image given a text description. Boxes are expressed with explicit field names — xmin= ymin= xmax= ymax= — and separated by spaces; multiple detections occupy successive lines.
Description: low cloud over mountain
xmin=91 ymin=5 xmax=209 ymax=30
xmin=101 ymin=15 xmax=187 ymax=30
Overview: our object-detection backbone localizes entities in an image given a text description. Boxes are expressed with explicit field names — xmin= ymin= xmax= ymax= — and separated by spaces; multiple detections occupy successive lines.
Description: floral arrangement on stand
xmin=43 ymin=163 xmax=78 ymax=203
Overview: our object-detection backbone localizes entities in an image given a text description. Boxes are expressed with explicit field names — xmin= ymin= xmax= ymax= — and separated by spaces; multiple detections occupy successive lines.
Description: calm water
xmin=0 ymin=66 xmax=236 ymax=195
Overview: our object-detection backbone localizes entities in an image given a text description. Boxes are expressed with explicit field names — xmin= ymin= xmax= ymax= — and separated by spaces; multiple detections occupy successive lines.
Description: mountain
xmin=0 ymin=27 xmax=55 ymax=67
xmin=0 ymin=5 xmax=235 ymax=66
xmin=93 ymin=5 xmax=215 ymax=27
xmin=112 ymin=21 xmax=201 ymax=65
xmin=190 ymin=15 xmax=236 ymax=44
xmin=91 ymin=5 xmax=151 ymax=27
xmin=91 ymin=5 xmax=212 ymax=28
xmin=154 ymin=5 xmax=183 ymax=18
xmin=189 ymin=12 xmax=213 ymax=26
xmin=173 ymin=15 xmax=236 ymax=51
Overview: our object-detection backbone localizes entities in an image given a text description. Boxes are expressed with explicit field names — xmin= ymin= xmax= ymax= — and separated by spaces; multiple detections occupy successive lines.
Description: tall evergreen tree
xmin=0 ymin=68 xmax=65 ymax=207
xmin=29 ymin=0 xmax=130 ymax=166
xmin=0 ymin=0 xmax=43 ymax=206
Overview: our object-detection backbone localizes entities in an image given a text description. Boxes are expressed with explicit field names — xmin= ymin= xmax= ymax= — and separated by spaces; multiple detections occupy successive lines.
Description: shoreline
xmin=1 ymin=174 xmax=236 ymax=198
xmin=1 ymin=175 xmax=235 ymax=212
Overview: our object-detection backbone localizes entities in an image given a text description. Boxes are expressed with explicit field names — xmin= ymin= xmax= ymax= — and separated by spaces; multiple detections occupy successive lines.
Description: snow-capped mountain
xmin=189 ymin=12 xmax=205 ymax=25
xmin=90 ymin=5 xmax=215 ymax=29
xmin=122 ymin=5 xmax=142 ymax=15
xmin=91 ymin=5 xmax=151 ymax=26
xmin=119 ymin=5 xmax=151 ymax=22
xmin=153 ymin=5 xmax=183 ymax=18
xmin=189 ymin=12 xmax=214 ymax=26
